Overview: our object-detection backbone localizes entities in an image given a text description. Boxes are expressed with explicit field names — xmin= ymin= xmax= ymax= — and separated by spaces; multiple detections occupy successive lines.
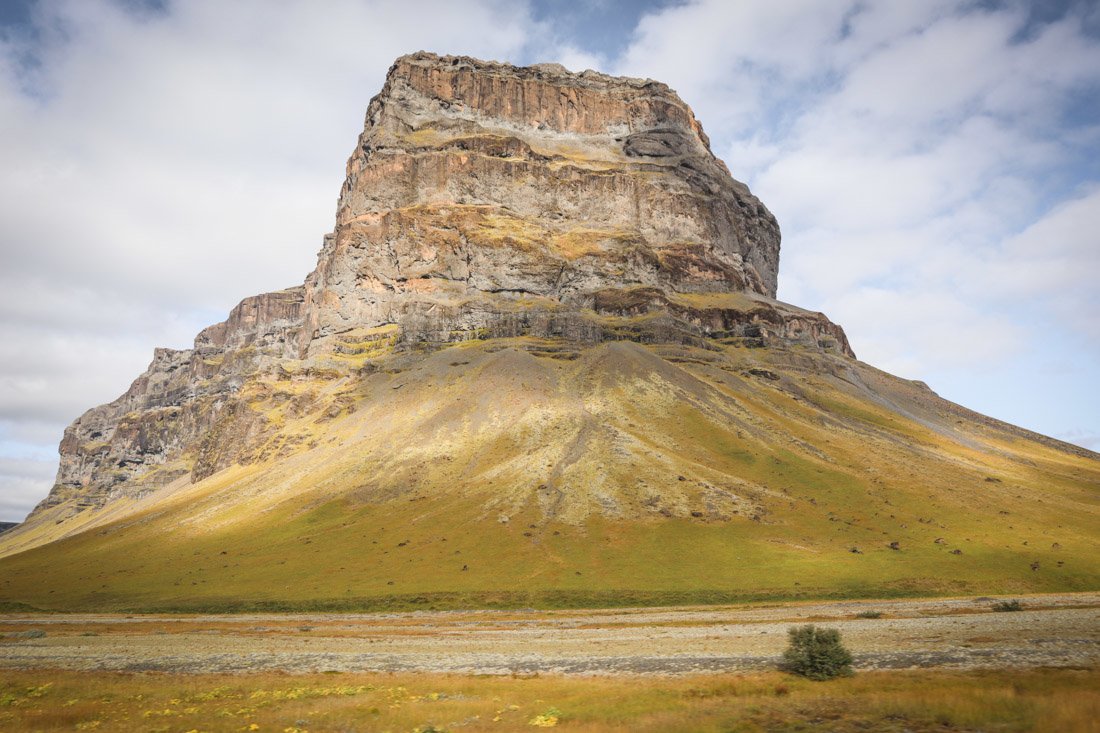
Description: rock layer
xmin=32 ymin=52 xmax=852 ymax=520
xmin=302 ymin=53 xmax=784 ymax=354
xmin=39 ymin=287 xmax=304 ymax=513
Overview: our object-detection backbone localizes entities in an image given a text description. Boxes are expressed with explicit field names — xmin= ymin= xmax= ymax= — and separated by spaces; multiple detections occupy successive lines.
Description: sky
xmin=0 ymin=0 xmax=1097 ymax=522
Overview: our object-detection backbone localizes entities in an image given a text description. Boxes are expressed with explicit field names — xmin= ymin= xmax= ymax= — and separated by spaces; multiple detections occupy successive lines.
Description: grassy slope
xmin=1 ymin=338 xmax=1098 ymax=612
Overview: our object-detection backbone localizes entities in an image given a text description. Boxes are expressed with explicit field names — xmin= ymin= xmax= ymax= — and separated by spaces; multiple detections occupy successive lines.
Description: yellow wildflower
xmin=529 ymin=714 xmax=559 ymax=727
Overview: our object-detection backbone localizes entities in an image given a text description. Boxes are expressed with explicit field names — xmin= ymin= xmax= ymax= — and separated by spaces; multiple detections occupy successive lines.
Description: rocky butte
xmin=35 ymin=52 xmax=850 ymax=516
xmin=1 ymin=53 xmax=1097 ymax=612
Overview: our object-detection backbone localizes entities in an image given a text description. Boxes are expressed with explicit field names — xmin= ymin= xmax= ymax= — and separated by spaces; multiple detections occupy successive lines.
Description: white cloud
xmin=830 ymin=0 xmax=958 ymax=65
xmin=548 ymin=45 xmax=606 ymax=74
xmin=832 ymin=10 xmax=1017 ymax=127
xmin=993 ymin=188 xmax=1100 ymax=295
xmin=613 ymin=0 xmax=853 ymax=139
xmin=1 ymin=0 xmax=535 ymax=313
xmin=970 ymin=187 xmax=1100 ymax=341
xmin=1058 ymin=428 xmax=1100 ymax=452
xmin=823 ymin=287 xmax=1027 ymax=374
xmin=0 ymin=456 xmax=55 ymax=522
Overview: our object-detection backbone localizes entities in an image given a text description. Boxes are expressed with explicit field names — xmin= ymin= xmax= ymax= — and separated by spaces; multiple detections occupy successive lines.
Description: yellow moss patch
xmin=393 ymin=127 xmax=450 ymax=148
xmin=334 ymin=324 xmax=400 ymax=357
xmin=550 ymin=228 xmax=637 ymax=260
xmin=473 ymin=212 xmax=546 ymax=252
xmin=667 ymin=291 xmax=762 ymax=311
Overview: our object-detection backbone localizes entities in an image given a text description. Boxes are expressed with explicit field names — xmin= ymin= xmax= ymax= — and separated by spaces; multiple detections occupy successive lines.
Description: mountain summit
xmin=303 ymin=51 xmax=849 ymax=355
xmin=1 ymin=53 xmax=1096 ymax=612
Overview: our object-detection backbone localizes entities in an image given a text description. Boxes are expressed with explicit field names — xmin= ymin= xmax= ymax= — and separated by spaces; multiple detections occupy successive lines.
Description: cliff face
xmin=302 ymin=53 xmax=784 ymax=352
xmin=31 ymin=52 xmax=852 ymax=522
xmin=40 ymin=288 xmax=304 ymax=513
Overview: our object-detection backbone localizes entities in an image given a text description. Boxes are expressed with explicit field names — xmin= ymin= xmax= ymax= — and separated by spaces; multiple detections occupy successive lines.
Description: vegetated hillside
xmin=2 ymin=53 xmax=1097 ymax=612
xmin=1 ymin=317 xmax=1096 ymax=612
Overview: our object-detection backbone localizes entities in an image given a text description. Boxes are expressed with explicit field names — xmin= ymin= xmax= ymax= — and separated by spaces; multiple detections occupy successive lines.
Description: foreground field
xmin=3 ymin=597 xmax=1098 ymax=731
xmin=0 ymin=667 xmax=1097 ymax=732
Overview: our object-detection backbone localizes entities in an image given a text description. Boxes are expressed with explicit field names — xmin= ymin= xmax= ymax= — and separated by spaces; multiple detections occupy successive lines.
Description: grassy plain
xmin=0 ymin=667 xmax=1096 ymax=732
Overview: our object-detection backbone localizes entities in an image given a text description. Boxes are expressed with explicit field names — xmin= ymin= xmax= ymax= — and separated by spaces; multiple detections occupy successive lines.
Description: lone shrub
xmin=7 ymin=629 xmax=46 ymax=639
xmin=992 ymin=599 xmax=1023 ymax=612
xmin=781 ymin=625 xmax=853 ymax=680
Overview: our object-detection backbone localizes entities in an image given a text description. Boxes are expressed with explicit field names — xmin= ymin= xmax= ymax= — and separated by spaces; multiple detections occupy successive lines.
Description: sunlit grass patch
xmin=0 ymin=668 xmax=1096 ymax=732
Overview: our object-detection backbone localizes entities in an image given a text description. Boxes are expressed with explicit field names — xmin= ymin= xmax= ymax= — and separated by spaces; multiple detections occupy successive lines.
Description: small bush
xmin=992 ymin=600 xmax=1023 ymax=612
xmin=855 ymin=611 xmax=882 ymax=619
xmin=7 ymin=629 xmax=46 ymax=639
xmin=781 ymin=625 xmax=853 ymax=680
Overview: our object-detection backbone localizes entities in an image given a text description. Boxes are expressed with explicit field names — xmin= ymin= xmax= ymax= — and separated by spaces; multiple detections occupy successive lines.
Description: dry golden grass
xmin=0 ymin=667 xmax=1095 ymax=732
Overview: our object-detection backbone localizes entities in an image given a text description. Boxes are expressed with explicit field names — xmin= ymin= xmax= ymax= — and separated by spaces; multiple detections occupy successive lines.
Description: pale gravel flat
xmin=1 ymin=592 xmax=1097 ymax=676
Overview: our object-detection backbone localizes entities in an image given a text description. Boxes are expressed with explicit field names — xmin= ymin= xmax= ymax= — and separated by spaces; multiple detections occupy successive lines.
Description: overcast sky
xmin=1 ymin=0 xmax=1098 ymax=522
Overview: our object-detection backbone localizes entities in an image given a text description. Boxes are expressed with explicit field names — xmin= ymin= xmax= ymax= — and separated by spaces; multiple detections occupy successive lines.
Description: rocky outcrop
xmin=194 ymin=288 xmax=304 ymax=353
xmin=33 ymin=52 xmax=853 ymax=520
xmin=36 ymin=287 xmax=305 ymax=513
xmin=301 ymin=52 xmax=783 ymax=354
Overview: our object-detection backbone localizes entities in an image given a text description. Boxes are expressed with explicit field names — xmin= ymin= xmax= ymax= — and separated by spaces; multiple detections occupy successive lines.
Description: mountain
xmin=1 ymin=52 xmax=1097 ymax=613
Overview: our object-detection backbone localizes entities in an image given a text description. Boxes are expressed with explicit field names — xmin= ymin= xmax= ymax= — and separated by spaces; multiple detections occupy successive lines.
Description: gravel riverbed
xmin=1 ymin=592 xmax=1097 ymax=676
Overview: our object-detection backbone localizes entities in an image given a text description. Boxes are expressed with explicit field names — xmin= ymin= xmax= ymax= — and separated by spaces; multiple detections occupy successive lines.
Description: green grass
xmin=0 ymin=491 xmax=1091 ymax=613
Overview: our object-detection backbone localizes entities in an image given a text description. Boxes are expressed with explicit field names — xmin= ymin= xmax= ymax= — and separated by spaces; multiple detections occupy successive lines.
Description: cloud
xmin=974 ymin=187 xmax=1100 ymax=332
xmin=613 ymin=0 xmax=853 ymax=140
xmin=823 ymin=287 xmax=1027 ymax=374
xmin=0 ymin=456 xmax=55 ymax=522
xmin=832 ymin=9 xmax=1018 ymax=126
xmin=1058 ymin=428 xmax=1100 ymax=453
